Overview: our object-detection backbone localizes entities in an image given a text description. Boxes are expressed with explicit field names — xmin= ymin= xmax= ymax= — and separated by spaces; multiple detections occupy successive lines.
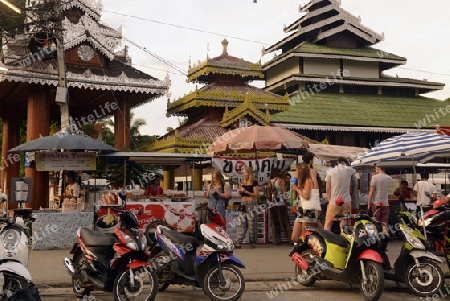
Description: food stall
xmin=97 ymin=152 xmax=211 ymax=234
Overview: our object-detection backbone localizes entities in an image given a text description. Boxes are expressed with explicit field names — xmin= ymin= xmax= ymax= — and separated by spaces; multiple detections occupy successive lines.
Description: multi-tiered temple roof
xmin=148 ymin=39 xmax=290 ymax=153
xmin=262 ymin=0 xmax=446 ymax=145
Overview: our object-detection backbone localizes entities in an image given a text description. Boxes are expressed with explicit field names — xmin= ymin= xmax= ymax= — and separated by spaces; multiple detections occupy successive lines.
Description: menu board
xmin=36 ymin=152 xmax=96 ymax=171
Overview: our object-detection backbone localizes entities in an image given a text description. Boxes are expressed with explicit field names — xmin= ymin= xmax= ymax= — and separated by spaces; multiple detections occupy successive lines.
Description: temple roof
xmin=271 ymin=92 xmax=450 ymax=132
xmin=60 ymin=0 xmax=103 ymax=21
xmin=167 ymin=81 xmax=289 ymax=117
xmin=187 ymin=39 xmax=264 ymax=84
xmin=265 ymin=73 xmax=444 ymax=95
xmin=264 ymin=0 xmax=384 ymax=54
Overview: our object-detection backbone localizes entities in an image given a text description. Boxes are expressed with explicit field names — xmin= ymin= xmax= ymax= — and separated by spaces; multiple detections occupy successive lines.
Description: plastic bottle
xmin=289 ymin=177 xmax=298 ymax=206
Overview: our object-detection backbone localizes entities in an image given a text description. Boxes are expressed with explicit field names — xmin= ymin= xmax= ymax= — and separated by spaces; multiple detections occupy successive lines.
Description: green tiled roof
xmin=271 ymin=93 xmax=450 ymax=129
xmin=264 ymin=42 xmax=406 ymax=66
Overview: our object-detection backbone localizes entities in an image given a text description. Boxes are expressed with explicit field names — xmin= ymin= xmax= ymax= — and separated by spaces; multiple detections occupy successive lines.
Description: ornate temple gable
xmin=187 ymin=39 xmax=264 ymax=84
xmin=265 ymin=0 xmax=383 ymax=55
xmin=220 ymin=94 xmax=271 ymax=127
xmin=60 ymin=0 xmax=102 ymax=21
xmin=166 ymin=84 xmax=289 ymax=117
xmin=62 ymin=15 xmax=121 ymax=61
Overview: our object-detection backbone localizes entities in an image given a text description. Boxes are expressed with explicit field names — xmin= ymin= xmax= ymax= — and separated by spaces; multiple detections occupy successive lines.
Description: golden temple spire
xmin=221 ymin=39 xmax=229 ymax=55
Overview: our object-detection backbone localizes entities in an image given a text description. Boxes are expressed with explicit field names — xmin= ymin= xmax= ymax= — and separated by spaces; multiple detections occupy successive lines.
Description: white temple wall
xmin=343 ymin=61 xmax=379 ymax=78
xmin=266 ymin=57 xmax=300 ymax=87
xmin=303 ymin=57 xmax=340 ymax=76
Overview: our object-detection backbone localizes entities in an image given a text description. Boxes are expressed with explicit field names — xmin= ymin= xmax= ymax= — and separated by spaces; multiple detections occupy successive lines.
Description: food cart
xmin=97 ymin=152 xmax=211 ymax=234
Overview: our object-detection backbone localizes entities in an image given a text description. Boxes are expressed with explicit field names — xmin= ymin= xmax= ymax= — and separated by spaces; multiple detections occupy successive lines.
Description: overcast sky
xmin=100 ymin=0 xmax=450 ymax=136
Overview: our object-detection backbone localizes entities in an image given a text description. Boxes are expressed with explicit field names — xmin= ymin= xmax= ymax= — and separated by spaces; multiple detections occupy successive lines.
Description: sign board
xmin=212 ymin=155 xmax=295 ymax=185
xmin=36 ymin=152 xmax=96 ymax=171
xmin=11 ymin=177 xmax=32 ymax=204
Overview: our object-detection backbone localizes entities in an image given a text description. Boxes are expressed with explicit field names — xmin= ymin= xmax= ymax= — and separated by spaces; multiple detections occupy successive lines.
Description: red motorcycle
xmin=64 ymin=204 xmax=159 ymax=300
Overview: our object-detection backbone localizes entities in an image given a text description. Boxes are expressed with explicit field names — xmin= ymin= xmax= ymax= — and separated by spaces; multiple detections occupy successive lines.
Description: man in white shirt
xmin=414 ymin=171 xmax=437 ymax=214
xmin=325 ymin=157 xmax=355 ymax=232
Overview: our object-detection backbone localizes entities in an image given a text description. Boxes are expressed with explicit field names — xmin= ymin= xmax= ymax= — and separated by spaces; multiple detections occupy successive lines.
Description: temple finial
xmin=221 ymin=39 xmax=229 ymax=55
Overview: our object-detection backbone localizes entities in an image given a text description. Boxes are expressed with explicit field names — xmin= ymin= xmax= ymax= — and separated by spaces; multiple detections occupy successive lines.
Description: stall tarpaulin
xmin=212 ymin=154 xmax=295 ymax=185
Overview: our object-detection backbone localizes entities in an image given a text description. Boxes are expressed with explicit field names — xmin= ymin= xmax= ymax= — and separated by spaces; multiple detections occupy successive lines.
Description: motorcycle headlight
xmin=2 ymin=229 xmax=20 ymax=251
xmin=417 ymin=218 xmax=431 ymax=227
xmin=401 ymin=226 xmax=425 ymax=250
xmin=365 ymin=223 xmax=377 ymax=238
xmin=119 ymin=230 xmax=138 ymax=250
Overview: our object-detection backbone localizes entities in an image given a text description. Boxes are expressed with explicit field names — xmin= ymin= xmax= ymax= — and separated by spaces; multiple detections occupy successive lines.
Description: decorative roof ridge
xmin=315 ymin=22 xmax=378 ymax=44
xmin=299 ymin=0 xmax=341 ymax=13
xmin=285 ymin=1 xmax=340 ymax=33
xmin=275 ymin=123 xmax=435 ymax=134
xmin=60 ymin=0 xmax=102 ymax=21
xmin=62 ymin=15 xmax=121 ymax=61
xmin=220 ymin=94 xmax=271 ymax=127
xmin=263 ymin=42 xmax=406 ymax=70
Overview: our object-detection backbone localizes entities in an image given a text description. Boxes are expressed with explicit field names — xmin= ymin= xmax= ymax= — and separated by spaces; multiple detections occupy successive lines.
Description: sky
xmin=100 ymin=0 xmax=450 ymax=136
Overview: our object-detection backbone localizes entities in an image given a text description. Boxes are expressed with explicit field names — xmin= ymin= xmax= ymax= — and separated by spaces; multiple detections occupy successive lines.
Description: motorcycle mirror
xmin=335 ymin=197 xmax=344 ymax=206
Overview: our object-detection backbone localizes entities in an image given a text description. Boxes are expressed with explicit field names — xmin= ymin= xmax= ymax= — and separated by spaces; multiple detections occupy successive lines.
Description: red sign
xmin=98 ymin=202 xmax=196 ymax=233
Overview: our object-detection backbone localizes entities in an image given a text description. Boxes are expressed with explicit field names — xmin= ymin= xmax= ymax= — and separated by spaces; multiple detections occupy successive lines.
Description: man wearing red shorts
xmin=368 ymin=165 xmax=392 ymax=235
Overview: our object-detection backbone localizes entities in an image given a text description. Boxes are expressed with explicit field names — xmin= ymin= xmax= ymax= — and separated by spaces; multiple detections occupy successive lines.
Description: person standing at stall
xmin=235 ymin=166 xmax=259 ymax=249
xmin=64 ymin=171 xmax=81 ymax=201
xmin=204 ymin=169 xmax=231 ymax=223
xmin=413 ymin=171 xmax=437 ymax=216
xmin=146 ymin=174 xmax=164 ymax=197
xmin=368 ymin=165 xmax=392 ymax=235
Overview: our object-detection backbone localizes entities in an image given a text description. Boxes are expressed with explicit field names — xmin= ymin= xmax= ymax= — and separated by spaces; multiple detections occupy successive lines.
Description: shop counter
xmin=31 ymin=211 xmax=94 ymax=250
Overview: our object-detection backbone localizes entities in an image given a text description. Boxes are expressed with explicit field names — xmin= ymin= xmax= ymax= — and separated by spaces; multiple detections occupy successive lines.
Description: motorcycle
xmin=290 ymin=201 xmax=384 ymax=301
xmin=64 ymin=202 xmax=159 ymax=301
xmin=0 ymin=193 xmax=40 ymax=301
xmin=417 ymin=199 xmax=450 ymax=275
xmin=149 ymin=208 xmax=245 ymax=301
xmin=377 ymin=205 xmax=444 ymax=297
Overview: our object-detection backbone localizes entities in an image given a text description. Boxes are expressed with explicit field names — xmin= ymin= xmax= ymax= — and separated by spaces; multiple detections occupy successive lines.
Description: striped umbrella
xmin=351 ymin=132 xmax=450 ymax=167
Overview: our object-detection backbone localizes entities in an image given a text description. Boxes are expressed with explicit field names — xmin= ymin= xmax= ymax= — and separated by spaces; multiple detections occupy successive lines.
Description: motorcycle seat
xmin=160 ymin=227 xmax=199 ymax=249
xmin=80 ymin=227 xmax=118 ymax=247
xmin=308 ymin=227 xmax=348 ymax=248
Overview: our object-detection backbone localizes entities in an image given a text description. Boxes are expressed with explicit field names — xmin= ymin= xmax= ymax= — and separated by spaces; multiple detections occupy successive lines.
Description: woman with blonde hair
xmin=204 ymin=169 xmax=231 ymax=222
xmin=235 ymin=166 xmax=259 ymax=249
xmin=291 ymin=163 xmax=320 ymax=243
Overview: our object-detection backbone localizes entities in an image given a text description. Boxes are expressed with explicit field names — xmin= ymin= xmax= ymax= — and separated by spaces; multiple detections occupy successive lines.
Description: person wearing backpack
xmin=267 ymin=168 xmax=291 ymax=244
xmin=204 ymin=169 xmax=231 ymax=225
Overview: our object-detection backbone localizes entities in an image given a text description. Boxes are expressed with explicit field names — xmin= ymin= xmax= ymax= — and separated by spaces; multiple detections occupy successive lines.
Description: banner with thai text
xmin=212 ymin=155 xmax=295 ymax=185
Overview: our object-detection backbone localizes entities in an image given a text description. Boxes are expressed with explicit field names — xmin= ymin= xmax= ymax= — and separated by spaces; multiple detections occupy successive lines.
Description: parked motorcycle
xmin=290 ymin=204 xmax=384 ymax=301
xmin=149 ymin=208 xmax=245 ymax=301
xmin=64 ymin=204 xmax=158 ymax=301
xmin=0 ymin=193 xmax=40 ymax=301
xmin=377 ymin=207 xmax=444 ymax=296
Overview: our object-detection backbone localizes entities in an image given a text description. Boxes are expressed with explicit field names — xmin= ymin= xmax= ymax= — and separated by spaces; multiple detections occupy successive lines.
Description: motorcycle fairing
xmin=195 ymin=252 xmax=245 ymax=268
xmin=409 ymin=250 xmax=442 ymax=262
xmin=323 ymin=242 xmax=347 ymax=270
xmin=127 ymin=259 xmax=155 ymax=269
xmin=0 ymin=261 xmax=32 ymax=281
xmin=156 ymin=232 xmax=184 ymax=260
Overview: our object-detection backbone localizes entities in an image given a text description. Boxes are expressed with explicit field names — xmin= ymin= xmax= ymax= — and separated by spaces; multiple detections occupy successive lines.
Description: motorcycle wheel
xmin=72 ymin=253 xmax=90 ymax=297
xmin=359 ymin=260 xmax=384 ymax=301
xmin=113 ymin=267 xmax=158 ymax=301
xmin=3 ymin=273 xmax=28 ymax=297
xmin=294 ymin=249 xmax=317 ymax=286
xmin=153 ymin=251 xmax=171 ymax=292
xmin=203 ymin=263 xmax=245 ymax=301
xmin=405 ymin=260 xmax=444 ymax=297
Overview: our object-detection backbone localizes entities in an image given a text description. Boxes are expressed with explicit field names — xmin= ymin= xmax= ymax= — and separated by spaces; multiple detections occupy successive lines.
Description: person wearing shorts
xmin=325 ymin=157 xmax=355 ymax=232
xmin=368 ymin=165 xmax=392 ymax=235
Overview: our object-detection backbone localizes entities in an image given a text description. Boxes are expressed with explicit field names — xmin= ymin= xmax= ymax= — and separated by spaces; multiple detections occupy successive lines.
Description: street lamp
xmin=0 ymin=0 xmax=21 ymax=13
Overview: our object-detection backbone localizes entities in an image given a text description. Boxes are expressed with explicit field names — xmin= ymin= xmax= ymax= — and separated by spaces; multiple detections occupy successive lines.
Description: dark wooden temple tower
xmin=0 ymin=0 xmax=169 ymax=209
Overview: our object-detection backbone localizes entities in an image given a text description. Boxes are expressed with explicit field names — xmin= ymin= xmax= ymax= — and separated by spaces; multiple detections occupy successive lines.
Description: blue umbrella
xmin=351 ymin=132 xmax=450 ymax=168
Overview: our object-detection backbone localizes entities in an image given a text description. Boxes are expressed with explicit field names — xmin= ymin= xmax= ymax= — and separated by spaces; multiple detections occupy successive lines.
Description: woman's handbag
xmin=300 ymin=188 xmax=321 ymax=211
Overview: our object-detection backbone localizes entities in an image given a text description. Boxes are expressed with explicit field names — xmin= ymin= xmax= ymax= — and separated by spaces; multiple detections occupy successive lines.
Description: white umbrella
xmin=351 ymin=132 xmax=450 ymax=168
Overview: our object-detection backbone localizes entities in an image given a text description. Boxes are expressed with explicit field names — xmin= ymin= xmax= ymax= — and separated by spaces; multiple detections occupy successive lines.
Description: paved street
xmin=28 ymin=240 xmax=450 ymax=300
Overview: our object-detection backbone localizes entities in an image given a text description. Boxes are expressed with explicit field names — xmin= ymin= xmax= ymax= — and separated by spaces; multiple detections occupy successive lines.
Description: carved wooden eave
xmin=187 ymin=39 xmax=264 ymax=84
xmin=60 ymin=0 xmax=102 ymax=21
xmin=62 ymin=15 xmax=120 ymax=61
xmin=220 ymin=94 xmax=272 ymax=127
xmin=265 ymin=0 xmax=383 ymax=54
xmin=166 ymin=87 xmax=289 ymax=117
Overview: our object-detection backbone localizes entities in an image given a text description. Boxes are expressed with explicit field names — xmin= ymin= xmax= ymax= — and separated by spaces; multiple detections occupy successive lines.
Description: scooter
xmin=377 ymin=206 xmax=444 ymax=297
xmin=64 ymin=200 xmax=159 ymax=301
xmin=290 ymin=201 xmax=384 ymax=301
xmin=149 ymin=208 xmax=245 ymax=301
xmin=0 ymin=193 xmax=40 ymax=300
